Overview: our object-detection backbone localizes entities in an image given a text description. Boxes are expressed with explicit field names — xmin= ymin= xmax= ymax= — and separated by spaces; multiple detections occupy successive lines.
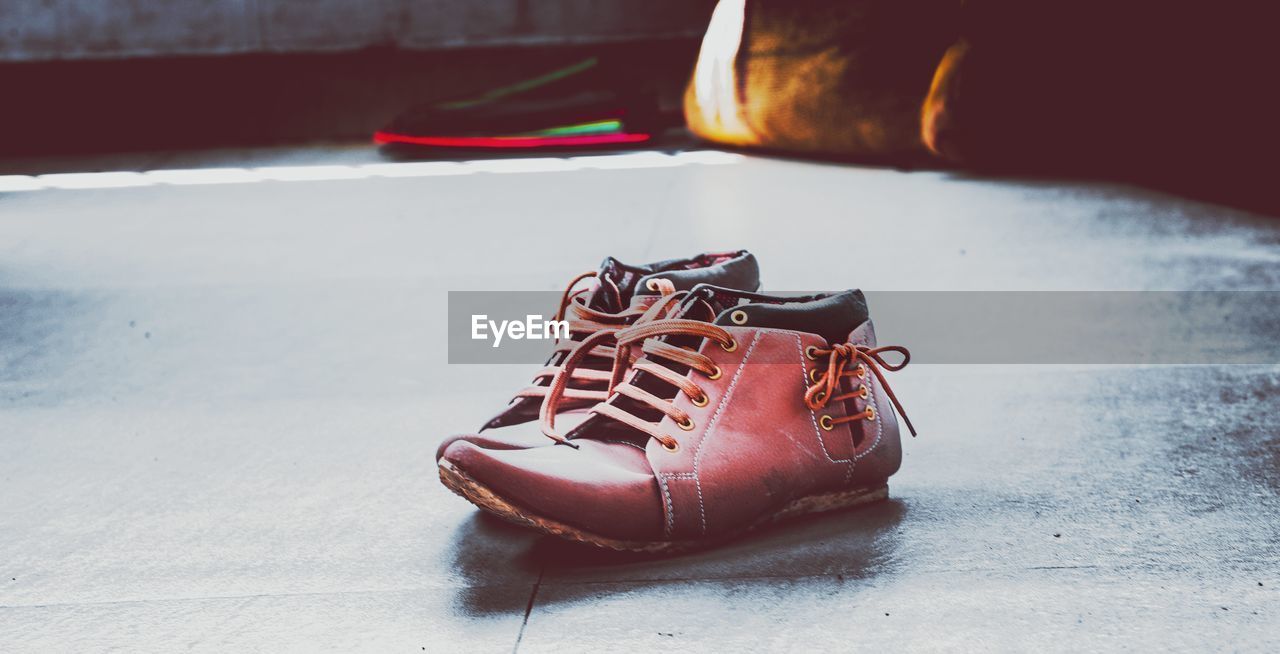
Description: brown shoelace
xmin=542 ymin=315 xmax=919 ymax=449
xmin=804 ymin=343 xmax=917 ymax=437
xmin=540 ymin=313 xmax=735 ymax=450
xmin=512 ymin=271 xmax=675 ymax=405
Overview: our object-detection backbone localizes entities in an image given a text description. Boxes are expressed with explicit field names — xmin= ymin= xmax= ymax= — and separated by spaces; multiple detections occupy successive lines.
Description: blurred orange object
xmin=683 ymin=0 xmax=959 ymax=159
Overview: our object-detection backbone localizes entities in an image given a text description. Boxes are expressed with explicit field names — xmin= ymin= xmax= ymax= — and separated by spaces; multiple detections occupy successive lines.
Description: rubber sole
xmin=438 ymin=459 xmax=888 ymax=553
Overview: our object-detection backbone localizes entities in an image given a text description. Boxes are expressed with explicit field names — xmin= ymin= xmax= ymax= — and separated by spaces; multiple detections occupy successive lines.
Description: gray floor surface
xmin=1 ymin=144 xmax=1277 ymax=652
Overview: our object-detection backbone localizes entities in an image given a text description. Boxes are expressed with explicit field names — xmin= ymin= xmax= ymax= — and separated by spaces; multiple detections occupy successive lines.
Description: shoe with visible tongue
xmin=439 ymin=285 xmax=917 ymax=552
xmin=435 ymin=254 xmax=759 ymax=460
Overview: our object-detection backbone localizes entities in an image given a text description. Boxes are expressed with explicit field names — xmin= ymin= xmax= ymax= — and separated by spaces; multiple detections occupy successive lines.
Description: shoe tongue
xmin=566 ymin=289 xmax=713 ymax=447
xmin=589 ymin=257 xmax=644 ymax=312
xmin=591 ymin=256 xmax=709 ymax=311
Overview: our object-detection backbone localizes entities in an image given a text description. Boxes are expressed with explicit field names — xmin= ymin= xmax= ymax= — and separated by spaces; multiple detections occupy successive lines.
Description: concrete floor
xmin=1 ymin=144 xmax=1277 ymax=651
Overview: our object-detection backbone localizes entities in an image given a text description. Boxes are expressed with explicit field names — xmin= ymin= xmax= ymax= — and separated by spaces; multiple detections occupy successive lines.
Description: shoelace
xmin=512 ymin=271 xmax=675 ymax=405
xmin=804 ymin=343 xmax=917 ymax=437
xmin=541 ymin=315 xmax=918 ymax=450
xmin=540 ymin=313 xmax=735 ymax=450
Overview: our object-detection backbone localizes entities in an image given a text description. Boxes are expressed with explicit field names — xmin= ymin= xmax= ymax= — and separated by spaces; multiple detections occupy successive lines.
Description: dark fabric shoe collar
xmin=689 ymin=285 xmax=870 ymax=345
xmin=598 ymin=250 xmax=759 ymax=303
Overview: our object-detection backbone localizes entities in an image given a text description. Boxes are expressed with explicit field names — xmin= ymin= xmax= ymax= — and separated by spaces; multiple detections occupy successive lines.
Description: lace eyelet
xmin=819 ymin=415 xmax=834 ymax=431
xmin=730 ymin=310 xmax=748 ymax=325
xmin=661 ymin=439 xmax=680 ymax=452
xmin=720 ymin=337 xmax=738 ymax=352
xmin=859 ymin=384 xmax=869 ymax=399
xmin=856 ymin=365 xmax=868 ymax=378
xmin=865 ymin=406 xmax=876 ymax=421
xmin=677 ymin=417 xmax=695 ymax=431
xmin=813 ymin=390 xmax=827 ymax=404
xmin=805 ymin=345 xmax=819 ymax=360
xmin=809 ymin=368 xmax=822 ymax=383
xmin=706 ymin=365 xmax=722 ymax=380
xmin=690 ymin=392 xmax=709 ymax=407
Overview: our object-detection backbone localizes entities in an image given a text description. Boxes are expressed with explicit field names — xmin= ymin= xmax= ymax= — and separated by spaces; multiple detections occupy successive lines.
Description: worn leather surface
xmin=442 ymin=319 xmax=904 ymax=542
xmin=443 ymin=439 xmax=667 ymax=541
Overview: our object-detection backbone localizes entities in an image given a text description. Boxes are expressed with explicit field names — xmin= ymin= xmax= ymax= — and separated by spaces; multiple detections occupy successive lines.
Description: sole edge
xmin=438 ymin=460 xmax=887 ymax=553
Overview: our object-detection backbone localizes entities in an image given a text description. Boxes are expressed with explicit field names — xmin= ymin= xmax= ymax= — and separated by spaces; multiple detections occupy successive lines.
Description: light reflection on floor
xmin=0 ymin=150 xmax=743 ymax=192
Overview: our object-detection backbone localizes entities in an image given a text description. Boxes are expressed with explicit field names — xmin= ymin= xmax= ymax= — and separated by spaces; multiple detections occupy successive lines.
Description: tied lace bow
xmin=804 ymin=343 xmax=917 ymax=437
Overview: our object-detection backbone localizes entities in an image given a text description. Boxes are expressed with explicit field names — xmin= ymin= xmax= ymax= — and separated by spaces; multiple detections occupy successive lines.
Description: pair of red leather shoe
xmin=438 ymin=251 xmax=915 ymax=552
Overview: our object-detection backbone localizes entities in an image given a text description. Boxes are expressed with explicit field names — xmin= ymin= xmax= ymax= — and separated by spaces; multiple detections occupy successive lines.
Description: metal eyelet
xmin=706 ymin=365 xmax=722 ymax=380
xmin=690 ymin=392 xmax=709 ymax=407
xmin=805 ymin=345 xmax=819 ymax=360
xmin=730 ymin=310 xmax=748 ymax=325
xmin=677 ymin=417 xmax=695 ymax=431
xmin=865 ymin=406 xmax=876 ymax=421
xmin=809 ymin=368 xmax=822 ymax=383
xmin=662 ymin=439 xmax=680 ymax=452
xmin=856 ymin=365 xmax=867 ymax=378
xmin=720 ymin=337 xmax=738 ymax=352
xmin=819 ymin=415 xmax=834 ymax=431
xmin=813 ymin=390 xmax=827 ymax=403
xmin=859 ymin=384 xmax=869 ymax=399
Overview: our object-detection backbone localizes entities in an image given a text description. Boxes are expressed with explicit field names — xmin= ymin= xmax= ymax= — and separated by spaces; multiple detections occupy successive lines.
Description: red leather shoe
xmin=436 ymin=253 xmax=760 ymax=460
xmin=439 ymin=286 xmax=916 ymax=552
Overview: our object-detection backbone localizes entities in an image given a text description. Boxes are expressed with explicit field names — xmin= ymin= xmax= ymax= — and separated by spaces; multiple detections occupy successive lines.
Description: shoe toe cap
xmin=440 ymin=440 xmax=664 ymax=542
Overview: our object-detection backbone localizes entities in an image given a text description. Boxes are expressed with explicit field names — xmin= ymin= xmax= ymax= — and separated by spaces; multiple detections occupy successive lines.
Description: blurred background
xmin=0 ymin=0 xmax=713 ymax=155
xmin=3 ymin=0 xmax=1275 ymax=212
xmin=2 ymin=2 xmax=1277 ymax=652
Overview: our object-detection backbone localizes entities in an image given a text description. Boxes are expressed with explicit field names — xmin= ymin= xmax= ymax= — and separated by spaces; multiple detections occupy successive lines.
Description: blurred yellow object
xmin=684 ymin=0 xmax=960 ymax=159
xmin=687 ymin=0 xmax=756 ymax=146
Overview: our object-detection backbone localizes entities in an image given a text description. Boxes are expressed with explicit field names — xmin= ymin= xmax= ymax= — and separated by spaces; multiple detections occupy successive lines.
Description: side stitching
xmin=689 ymin=330 xmax=763 ymax=535
xmin=657 ymin=476 xmax=675 ymax=538
xmin=851 ymin=365 xmax=885 ymax=463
